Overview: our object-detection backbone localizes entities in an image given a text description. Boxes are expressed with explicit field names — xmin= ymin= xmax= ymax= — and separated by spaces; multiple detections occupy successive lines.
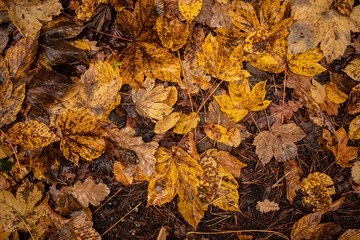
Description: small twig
xmin=249 ymin=112 xmax=268 ymax=146
xmin=93 ymin=187 xmax=122 ymax=214
xmin=272 ymin=171 xmax=291 ymax=188
xmin=87 ymin=27 xmax=132 ymax=42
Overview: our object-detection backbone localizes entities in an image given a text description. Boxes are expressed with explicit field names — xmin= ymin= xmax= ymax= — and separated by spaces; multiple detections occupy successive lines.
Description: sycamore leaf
xmin=105 ymin=126 xmax=158 ymax=185
xmin=349 ymin=115 xmax=360 ymax=139
xmin=322 ymin=127 xmax=358 ymax=167
xmin=61 ymin=177 xmax=110 ymax=208
xmin=156 ymin=16 xmax=190 ymax=51
xmin=0 ymin=58 xmax=25 ymax=128
xmin=253 ymin=123 xmax=306 ymax=165
xmin=7 ymin=120 xmax=59 ymax=150
xmin=154 ymin=112 xmax=181 ymax=134
xmin=58 ymin=109 xmax=108 ymax=165
xmin=116 ymin=0 xmax=181 ymax=88
xmin=6 ymin=0 xmax=62 ymax=37
xmin=178 ymin=0 xmax=202 ymax=22
xmin=206 ymin=149 xmax=247 ymax=178
xmin=198 ymin=34 xmax=250 ymax=82
xmin=214 ymin=81 xmax=271 ymax=122
xmin=256 ymin=199 xmax=280 ymax=213
xmin=339 ymin=229 xmax=360 ymax=240
xmin=180 ymin=62 xmax=212 ymax=94
xmin=204 ymin=124 xmax=242 ymax=147
xmin=302 ymin=172 xmax=335 ymax=213
xmin=344 ymin=58 xmax=360 ymax=81
xmin=351 ymin=161 xmax=360 ymax=184
xmin=284 ymin=160 xmax=304 ymax=204
xmin=173 ymin=112 xmax=200 ymax=134
xmin=62 ymin=61 xmax=122 ymax=119
xmin=290 ymin=212 xmax=322 ymax=240
xmin=0 ymin=181 xmax=44 ymax=232
xmin=197 ymin=150 xmax=240 ymax=212
xmin=132 ymin=85 xmax=177 ymax=121
xmin=288 ymin=0 xmax=360 ymax=62
xmin=147 ymin=147 xmax=204 ymax=229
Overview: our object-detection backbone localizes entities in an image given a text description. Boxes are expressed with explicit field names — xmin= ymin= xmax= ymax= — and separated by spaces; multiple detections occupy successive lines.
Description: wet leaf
xmin=147 ymin=147 xmax=204 ymax=229
xmin=7 ymin=120 xmax=59 ymax=150
xmin=256 ymin=199 xmax=279 ymax=213
xmin=253 ymin=123 xmax=306 ymax=165
xmin=0 ymin=181 xmax=44 ymax=232
xmin=302 ymin=172 xmax=335 ymax=213
xmin=6 ymin=0 xmax=62 ymax=37
xmin=284 ymin=160 xmax=304 ymax=204
xmin=178 ymin=0 xmax=202 ymax=22
xmin=61 ymin=177 xmax=110 ymax=207
xmin=173 ymin=112 xmax=200 ymax=134
xmin=156 ymin=16 xmax=190 ymax=51
xmin=198 ymin=34 xmax=250 ymax=82
xmin=58 ymin=109 xmax=108 ymax=165
xmin=290 ymin=212 xmax=322 ymax=240
xmin=62 ymin=61 xmax=122 ymax=119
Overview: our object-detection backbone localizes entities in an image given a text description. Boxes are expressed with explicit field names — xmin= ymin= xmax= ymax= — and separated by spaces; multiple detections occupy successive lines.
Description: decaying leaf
xmin=214 ymin=81 xmax=271 ymax=122
xmin=58 ymin=109 xmax=108 ymax=165
xmin=288 ymin=0 xmax=360 ymax=62
xmin=256 ymin=199 xmax=280 ymax=213
xmin=290 ymin=212 xmax=322 ymax=240
xmin=6 ymin=0 xmax=62 ymax=36
xmin=269 ymin=100 xmax=303 ymax=122
xmin=203 ymin=124 xmax=242 ymax=147
xmin=178 ymin=0 xmax=202 ymax=22
xmin=352 ymin=161 xmax=360 ymax=184
xmin=180 ymin=62 xmax=212 ymax=94
xmin=6 ymin=120 xmax=59 ymax=149
xmin=302 ymin=172 xmax=335 ymax=213
xmin=198 ymin=34 xmax=250 ymax=82
xmin=106 ymin=126 xmax=158 ymax=185
xmin=338 ymin=229 xmax=360 ymax=240
xmin=156 ymin=16 xmax=190 ymax=51
xmin=173 ymin=112 xmax=200 ymax=134
xmin=253 ymin=123 xmax=306 ymax=165
xmin=284 ymin=160 xmax=304 ymax=204
xmin=0 ymin=181 xmax=45 ymax=232
xmin=322 ymin=127 xmax=358 ymax=167
xmin=349 ymin=115 xmax=360 ymax=139
xmin=132 ymin=84 xmax=177 ymax=121
xmin=147 ymin=147 xmax=204 ymax=229
xmin=344 ymin=58 xmax=360 ymax=81
xmin=62 ymin=61 xmax=122 ymax=119
xmin=61 ymin=177 xmax=110 ymax=207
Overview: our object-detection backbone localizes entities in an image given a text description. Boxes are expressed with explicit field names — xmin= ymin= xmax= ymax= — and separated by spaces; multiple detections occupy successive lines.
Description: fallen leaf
xmin=349 ymin=115 xmax=360 ymax=139
xmin=180 ymin=62 xmax=211 ymax=94
xmin=352 ymin=161 xmax=360 ymax=184
xmin=7 ymin=0 xmax=62 ymax=37
xmin=61 ymin=177 xmax=110 ymax=208
xmin=173 ymin=112 xmax=200 ymax=134
xmin=253 ymin=123 xmax=306 ymax=164
xmin=338 ymin=229 xmax=360 ymax=240
xmin=147 ymin=147 xmax=204 ymax=229
xmin=206 ymin=149 xmax=247 ymax=178
xmin=269 ymin=100 xmax=303 ymax=122
xmin=203 ymin=124 xmax=242 ymax=147
xmin=256 ymin=199 xmax=280 ymax=213
xmin=156 ymin=16 xmax=190 ymax=51
xmin=284 ymin=160 xmax=304 ymax=204
xmin=156 ymin=226 xmax=167 ymax=240
xmin=0 ymin=181 xmax=44 ymax=232
xmin=154 ymin=112 xmax=181 ymax=134
xmin=7 ymin=120 xmax=59 ymax=150
xmin=214 ymin=81 xmax=271 ymax=122
xmin=58 ymin=109 xmax=108 ymax=165
xmin=346 ymin=83 xmax=360 ymax=114
xmin=344 ymin=58 xmax=360 ymax=82
xmin=302 ymin=172 xmax=335 ymax=213
xmin=178 ymin=0 xmax=202 ymax=22
xmin=184 ymin=26 xmax=206 ymax=68
xmin=326 ymin=82 xmax=348 ymax=104
xmin=290 ymin=212 xmax=322 ymax=240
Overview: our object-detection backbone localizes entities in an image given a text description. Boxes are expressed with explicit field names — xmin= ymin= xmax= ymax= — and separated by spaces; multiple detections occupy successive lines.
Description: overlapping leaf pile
xmin=0 ymin=0 xmax=360 ymax=238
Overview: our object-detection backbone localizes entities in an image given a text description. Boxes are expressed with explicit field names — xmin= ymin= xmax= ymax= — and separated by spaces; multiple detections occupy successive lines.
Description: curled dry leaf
xmin=106 ymin=126 xmax=159 ymax=185
xmin=61 ymin=177 xmax=110 ymax=208
xmin=256 ymin=199 xmax=280 ymax=213
xmin=253 ymin=123 xmax=306 ymax=165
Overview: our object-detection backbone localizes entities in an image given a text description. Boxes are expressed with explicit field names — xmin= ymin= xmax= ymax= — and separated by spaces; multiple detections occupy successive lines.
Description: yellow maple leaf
xmin=173 ymin=112 xmax=200 ymax=134
xmin=156 ymin=16 xmax=190 ymax=51
xmin=58 ymin=109 xmax=108 ymax=165
xmin=302 ymin=172 xmax=335 ymax=213
xmin=116 ymin=0 xmax=181 ymax=88
xmin=178 ymin=0 xmax=202 ymax=22
xmin=214 ymin=81 xmax=271 ymax=122
xmin=198 ymin=34 xmax=250 ymax=82
xmin=62 ymin=61 xmax=122 ymax=119
xmin=203 ymin=124 xmax=242 ymax=147
xmin=147 ymin=147 xmax=204 ymax=229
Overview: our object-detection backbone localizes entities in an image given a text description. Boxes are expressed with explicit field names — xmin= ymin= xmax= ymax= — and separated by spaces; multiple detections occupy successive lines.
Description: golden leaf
xmin=325 ymin=82 xmax=348 ymax=104
xmin=339 ymin=229 xmax=360 ymax=240
xmin=334 ymin=0 xmax=354 ymax=16
xmin=0 ymin=59 xmax=25 ymax=128
xmin=0 ymin=181 xmax=44 ymax=232
xmin=156 ymin=16 xmax=190 ymax=51
xmin=203 ymin=124 xmax=242 ymax=147
xmin=349 ymin=115 xmax=360 ymax=139
xmin=7 ymin=0 xmax=62 ymax=37
xmin=206 ymin=149 xmax=247 ymax=178
xmin=7 ymin=120 xmax=59 ymax=150
xmin=154 ymin=112 xmax=181 ymax=134
xmin=198 ymin=34 xmax=250 ymax=82
xmin=253 ymin=123 xmax=306 ymax=165
xmin=290 ymin=212 xmax=322 ymax=240
xmin=173 ymin=112 xmax=200 ymax=134
xmin=178 ymin=0 xmax=202 ymax=22
xmin=287 ymin=47 xmax=327 ymax=76
xmin=30 ymin=147 xmax=61 ymax=182
xmin=284 ymin=160 xmax=304 ymax=204
xmin=132 ymin=85 xmax=177 ymax=121
xmin=256 ymin=199 xmax=279 ymax=213
xmin=58 ymin=109 xmax=108 ymax=165
xmin=180 ymin=62 xmax=211 ymax=94
xmin=62 ymin=61 xmax=122 ymax=119
xmin=344 ymin=58 xmax=360 ymax=82
xmin=116 ymin=0 xmax=180 ymax=88
xmin=147 ymin=147 xmax=204 ymax=229
xmin=302 ymin=172 xmax=335 ymax=213
xmin=214 ymin=81 xmax=271 ymax=122
xmin=61 ymin=177 xmax=110 ymax=207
